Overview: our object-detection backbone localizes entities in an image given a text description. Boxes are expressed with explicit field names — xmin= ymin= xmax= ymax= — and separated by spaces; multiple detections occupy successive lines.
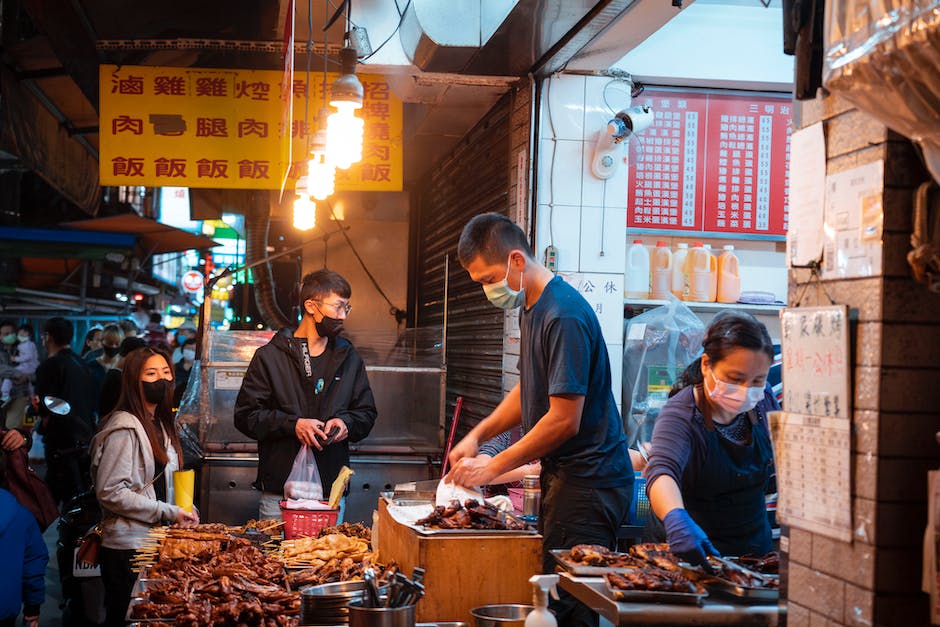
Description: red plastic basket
xmin=279 ymin=501 xmax=339 ymax=539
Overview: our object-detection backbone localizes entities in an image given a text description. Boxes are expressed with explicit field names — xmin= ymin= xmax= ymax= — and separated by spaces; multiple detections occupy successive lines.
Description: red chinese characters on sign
xmin=237 ymin=160 xmax=270 ymax=179
xmin=626 ymin=90 xmax=791 ymax=237
xmin=702 ymin=95 xmax=791 ymax=235
xmin=195 ymin=78 xmax=228 ymax=97
xmin=112 ymin=115 xmax=144 ymax=135
xmin=235 ymin=80 xmax=271 ymax=101
xmin=154 ymin=76 xmax=186 ymax=96
xmin=628 ymin=92 xmax=707 ymax=231
xmin=112 ymin=157 xmax=145 ymax=177
xmin=112 ymin=75 xmax=144 ymax=95
xmin=196 ymin=159 xmax=229 ymax=178
xmin=238 ymin=119 xmax=269 ymax=138
xmin=196 ymin=118 xmax=228 ymax=137
xmin=154 ymin=158 xmax=187 ymax=177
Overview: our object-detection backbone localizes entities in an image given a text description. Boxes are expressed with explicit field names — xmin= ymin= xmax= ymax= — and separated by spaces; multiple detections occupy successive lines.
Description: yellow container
xmin=173 ymin=469 xmax=195 ymax=512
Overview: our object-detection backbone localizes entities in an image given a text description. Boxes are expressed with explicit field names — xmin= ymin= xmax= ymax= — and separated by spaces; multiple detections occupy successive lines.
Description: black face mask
xmin=103 ymin=345 xmax=120 ymax=358
xmin=142 ymin=379 xmax=170 ymax=404
xmin=315 ymin=315 xmax=344 ymax=339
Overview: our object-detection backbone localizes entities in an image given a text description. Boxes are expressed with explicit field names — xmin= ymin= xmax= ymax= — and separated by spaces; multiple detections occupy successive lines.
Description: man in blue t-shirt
xmin=446 ymin=212 xmax=634 ymax=627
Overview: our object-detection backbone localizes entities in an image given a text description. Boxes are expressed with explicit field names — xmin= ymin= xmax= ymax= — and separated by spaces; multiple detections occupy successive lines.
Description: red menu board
xmin=627 ymin=89 xmax=791 ymax=237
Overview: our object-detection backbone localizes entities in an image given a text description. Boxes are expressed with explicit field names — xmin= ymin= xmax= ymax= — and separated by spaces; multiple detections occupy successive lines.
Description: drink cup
xmin=174 ymin=469 xmax=195 ymax=513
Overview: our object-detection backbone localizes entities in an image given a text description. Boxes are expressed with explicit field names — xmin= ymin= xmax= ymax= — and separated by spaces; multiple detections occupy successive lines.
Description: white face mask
xmin=182 ymin=348 xmax=196 ymax=361
xmin=17 ymin=335 xmax=29 ymax=343
xmin=482 ymin=254 xmax=525 ymax=309
xmin=707 ymin=370 xmax=765 ymax=415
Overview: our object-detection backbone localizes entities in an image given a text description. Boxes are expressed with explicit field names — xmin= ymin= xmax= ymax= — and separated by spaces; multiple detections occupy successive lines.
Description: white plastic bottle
xmin=717 ymin=244 xmax=742 ymax=303
xmin=649 ymin=241 xmax=673 ymax=300
xmin=525 ymin=574 xmax=560 ymax=627
xmin=702 ymin=244 xmax=718 ymax=302
xmin=625 ymin=239 xmax=650 ymax=299
xmin=671 ymin=243 xmax=689 ymax=299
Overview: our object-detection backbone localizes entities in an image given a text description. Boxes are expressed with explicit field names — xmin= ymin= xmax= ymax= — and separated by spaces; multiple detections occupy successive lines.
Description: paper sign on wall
xmin=779 ymin=305 xmax=850 ymax=418
xmin=823 ymin=160 xmax=884 ymax=278
xmin=787 ymin=122 xmax=827 ymax=266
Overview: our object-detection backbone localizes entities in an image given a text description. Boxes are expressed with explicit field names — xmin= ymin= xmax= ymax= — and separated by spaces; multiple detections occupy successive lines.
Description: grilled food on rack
xmin=158 ymin=538 xmax=223 ymax=560
xmin=317 ymin=521 xmax=372 ymax=541
xmin=277 ymin=532 xmax=370 ymax=567
xmin=415 ymin=499 xmax=527 ymax=530
xmin=605 ymin=568 xmax=705 ymax=594
xmin=288 ymin=558 xmax=398 ymax=589
xmin=566 ymin=545 xmax=646 ymax=568
xmin=732 ymin=551 xmax=780 ymax=574
xmin=133 ymin=538 xmax=298 ymax=625
xmin=628 ymin=543 xmax=682 ymax=571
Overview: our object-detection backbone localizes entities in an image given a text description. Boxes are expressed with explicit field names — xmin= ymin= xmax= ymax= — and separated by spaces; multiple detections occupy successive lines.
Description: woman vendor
xmin=645 ymin=311 xmax=778 ymax=565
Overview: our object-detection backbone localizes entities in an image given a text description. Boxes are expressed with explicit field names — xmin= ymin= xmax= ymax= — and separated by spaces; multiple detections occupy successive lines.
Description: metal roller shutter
xmin=413 ymin=94 xmax=511 ymax=439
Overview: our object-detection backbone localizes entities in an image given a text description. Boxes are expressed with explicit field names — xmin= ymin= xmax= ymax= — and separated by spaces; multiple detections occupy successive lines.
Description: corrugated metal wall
xmin=413 ymin=93 xmax=512 ymax=438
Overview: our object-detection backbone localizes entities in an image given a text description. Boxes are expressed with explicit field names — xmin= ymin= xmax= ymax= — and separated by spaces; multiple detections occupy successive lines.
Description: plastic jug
xmin=685 ymin=243 xmax=716 ymax=302
xmin=703 ymin=244 xmax=718 ymax=302
xmin=625 ymin=239 xmax=650 ymax=299
xmin=717 ymin=245 xmax=742 ymax=303
xmin=649 ymin=242 xmax=673 ymax=300
xmin=671 ymin=243 xmax=689 ymax=299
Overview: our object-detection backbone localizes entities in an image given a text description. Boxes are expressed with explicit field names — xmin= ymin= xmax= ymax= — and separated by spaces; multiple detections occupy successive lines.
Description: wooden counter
xmin=375 ymin=498 xmax=543 ymax=623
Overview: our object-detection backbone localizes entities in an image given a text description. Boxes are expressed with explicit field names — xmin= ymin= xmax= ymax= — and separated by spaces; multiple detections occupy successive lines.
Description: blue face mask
xmin=483 ymin=254 xmax=525 ymax=309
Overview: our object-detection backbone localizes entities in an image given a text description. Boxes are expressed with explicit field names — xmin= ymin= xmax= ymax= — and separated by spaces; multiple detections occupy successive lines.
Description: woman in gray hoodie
xmin=90 ymin=347 xmax=199 ymax=626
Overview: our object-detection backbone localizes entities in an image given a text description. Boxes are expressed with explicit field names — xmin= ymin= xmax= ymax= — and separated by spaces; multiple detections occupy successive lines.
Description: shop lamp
xmin=327 ymin=47 xmax=364 ymax=170
xmin=292 ymin=176 xmax=317 ymax=231
xmin=308 ymin=124 xmax=335 ymax=201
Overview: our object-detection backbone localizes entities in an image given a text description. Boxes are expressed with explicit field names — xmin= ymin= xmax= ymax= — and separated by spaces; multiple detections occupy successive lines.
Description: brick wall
xmin=787 ymin=93 xmax=940 ymax=626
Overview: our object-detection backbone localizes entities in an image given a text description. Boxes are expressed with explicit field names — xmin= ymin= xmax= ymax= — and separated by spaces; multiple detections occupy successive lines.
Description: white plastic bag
xmin=283 ymin=445 xmax=324 ymax=501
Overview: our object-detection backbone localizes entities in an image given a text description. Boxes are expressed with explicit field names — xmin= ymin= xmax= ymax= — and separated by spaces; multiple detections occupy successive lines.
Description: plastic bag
xmin=622 ymin=296 xmax=705 ymax=449
xmin=283 ymin=445 xmax=324 ymax=501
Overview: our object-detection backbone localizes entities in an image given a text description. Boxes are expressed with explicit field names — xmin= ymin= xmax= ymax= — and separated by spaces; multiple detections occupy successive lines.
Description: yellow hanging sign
xmin=99 ymin=64 xmax=402 ymax=191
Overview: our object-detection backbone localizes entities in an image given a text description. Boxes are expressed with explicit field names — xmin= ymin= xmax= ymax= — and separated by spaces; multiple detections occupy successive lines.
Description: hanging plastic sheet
xmin=622 ymin=297 xmax=705 ymax=452
xmin=823 ymin=0 xmax=940 ymax=183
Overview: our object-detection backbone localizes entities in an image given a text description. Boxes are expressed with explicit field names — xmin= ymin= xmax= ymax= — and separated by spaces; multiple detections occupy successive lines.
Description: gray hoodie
xmin=90 ymin=410 xmax=180 ymax=550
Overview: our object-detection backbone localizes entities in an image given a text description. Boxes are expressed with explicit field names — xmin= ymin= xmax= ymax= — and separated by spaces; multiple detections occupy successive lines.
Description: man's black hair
xmin=457 ymin=212 xmax=533 ymax=267
xmin=44 ymin=317 xmax=73 ymax=347
xmin=299 ymin=269 xmax=352 ymax=305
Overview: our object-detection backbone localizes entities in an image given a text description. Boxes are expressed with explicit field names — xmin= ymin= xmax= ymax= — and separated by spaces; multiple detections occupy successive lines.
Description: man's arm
xmin=331 ymin=356 xmax=377 ymax=443
xmin=447 ymin=392 xmax=583 ymax=487
xmin=446 ymin=383 xmax=523 ymax=469
xmin=233 ymin=354 xmax=298 ymax=441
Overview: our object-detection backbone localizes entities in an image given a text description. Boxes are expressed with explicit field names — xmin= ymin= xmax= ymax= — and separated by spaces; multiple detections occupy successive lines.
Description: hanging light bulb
xmin=308 ymin=124 xmax=335 ymax=200
xmin=292 ymin=176 xmax=316 ymax=231
xmin=327 ymin=47 xmax=364 ymax=170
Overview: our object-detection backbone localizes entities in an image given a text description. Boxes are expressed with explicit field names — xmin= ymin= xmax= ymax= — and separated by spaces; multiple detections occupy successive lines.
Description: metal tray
xmin=131 ymin=577 xmax=170 ymax=598
xmin=678 ymin=561 xmax=779 ymax=601
xmin=125 ymin=597 xmax=179 ymax=623
xmin=550 ymin=549 xmax=642 ymax=576
xmin=605 ymin=580 xmax=708 ymax=606
xmin=412 ymin=509 xmax=537 ymax=536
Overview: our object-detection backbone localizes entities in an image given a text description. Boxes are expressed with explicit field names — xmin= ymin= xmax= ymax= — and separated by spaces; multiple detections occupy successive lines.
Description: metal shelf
xmin=624 ymin=298 xmax=784 ymax=316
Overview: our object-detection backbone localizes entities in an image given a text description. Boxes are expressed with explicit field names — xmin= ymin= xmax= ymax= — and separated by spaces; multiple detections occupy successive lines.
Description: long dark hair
xmin=98 ymin=347 xmax=182 ymax=465
xmin=670 ymin=310 xmax=774 ymax=396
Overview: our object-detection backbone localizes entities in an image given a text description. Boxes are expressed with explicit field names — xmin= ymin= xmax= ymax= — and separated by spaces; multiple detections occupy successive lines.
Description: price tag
xmin=72 ymin=548 xmax=101 ymax=578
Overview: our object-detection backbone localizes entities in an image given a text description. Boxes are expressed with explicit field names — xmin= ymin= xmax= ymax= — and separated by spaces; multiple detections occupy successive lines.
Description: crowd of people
xmin=0 ymin=314 xmax=199 ymax=626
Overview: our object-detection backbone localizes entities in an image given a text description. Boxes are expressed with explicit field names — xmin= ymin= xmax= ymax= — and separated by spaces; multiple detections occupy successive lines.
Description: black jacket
xmin=233 ymin=329 xmax=377 ymax=495
xmin=34 ymin=348 xmax=96 ymax=451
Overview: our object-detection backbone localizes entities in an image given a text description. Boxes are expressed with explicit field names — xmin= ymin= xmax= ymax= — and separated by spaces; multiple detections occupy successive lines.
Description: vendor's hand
xmin=295 ymin=418 xmax=327 ymax=450
xmin=663 ymin=508 xmax=719 ymax=567
xmin=176 ymin=508 xmax=200 ymax=526
xmin=323 ymin=418 xmax=348 ymax=444
xmin=1 ymin=429 xmax=27 ymax=451
xmin=445 ymin=455 xmax=497 ymax=488
xmin=447 ymin=435 xmax=479 ymax=470
xmin=23 ymin=615 xmax=38 ymax=627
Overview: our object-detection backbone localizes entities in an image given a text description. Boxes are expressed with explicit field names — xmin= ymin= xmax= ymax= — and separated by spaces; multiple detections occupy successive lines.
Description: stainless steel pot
xmin=469 ymin=605 xmax=535 ymax=627
xmin=348 ymin=601 xmax=416 ymax=627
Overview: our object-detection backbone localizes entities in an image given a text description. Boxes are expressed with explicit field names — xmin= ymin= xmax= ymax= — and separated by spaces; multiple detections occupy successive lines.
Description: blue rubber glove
xmin=663 ymin=508 xmax=720 ymax=566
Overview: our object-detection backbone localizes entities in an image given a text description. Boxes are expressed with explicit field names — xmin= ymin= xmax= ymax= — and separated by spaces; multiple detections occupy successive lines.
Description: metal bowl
xmin=469 ymin=604 xmax=535 ymax=627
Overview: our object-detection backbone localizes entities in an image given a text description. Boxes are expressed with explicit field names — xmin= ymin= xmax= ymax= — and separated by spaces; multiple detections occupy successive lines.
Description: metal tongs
xmin=383 ymin=567 xmax=426 ymax=608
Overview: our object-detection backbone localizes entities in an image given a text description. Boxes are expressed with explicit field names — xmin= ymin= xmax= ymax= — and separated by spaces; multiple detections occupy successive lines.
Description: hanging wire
xmin=303 ymin=0 xmax=315 ymax=155
xmin=360 ymin=0 xmax=411 ymax=62
xmin=792 ymin=260 xmax=837 ymax=306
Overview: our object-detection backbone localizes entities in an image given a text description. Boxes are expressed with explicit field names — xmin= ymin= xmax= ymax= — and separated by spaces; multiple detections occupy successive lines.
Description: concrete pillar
xmin=786 ymin=93 xmax=940 ymax=626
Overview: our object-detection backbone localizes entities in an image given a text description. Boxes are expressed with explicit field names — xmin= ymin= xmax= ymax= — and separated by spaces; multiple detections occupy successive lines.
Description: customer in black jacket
xmin=234 ymin=269 xmax=377 ymax=520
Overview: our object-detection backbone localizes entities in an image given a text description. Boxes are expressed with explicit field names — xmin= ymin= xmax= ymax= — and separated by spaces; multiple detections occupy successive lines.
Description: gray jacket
xmin=90 ymin=411 xmax=180 ymax=550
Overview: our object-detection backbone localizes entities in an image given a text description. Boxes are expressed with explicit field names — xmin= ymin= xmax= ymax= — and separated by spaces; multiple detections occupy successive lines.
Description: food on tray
xmin=288 ymin=558 xmax=398 ymax=589
xmin=414 ymin=499 xmax=527 ymax=530
xmin=158 ymin=538 xmax=223 ymax=560
xmin=565 ymin=544 xmax=645 ymax=568
xmin=702 ymin=556 xmax=779 ymax=589
xmin=605 ymin=568 xmax=705 ymax=594
xmin=279 ymin=532 xmax=370 ymax=565
xmin=134 ymin=538 xmax=298 ymax=625
xmin=732 ymin=551 xmax=779 ymax=574
xmin=628 ymin=543 xmax=681 ymax=571
xmin=317 ymin=521 xmax=372 ymax=541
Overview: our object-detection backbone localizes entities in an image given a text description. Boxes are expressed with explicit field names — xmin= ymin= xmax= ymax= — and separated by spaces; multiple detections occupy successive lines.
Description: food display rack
xmin=557 ymin=572 xmax=782 ymax=626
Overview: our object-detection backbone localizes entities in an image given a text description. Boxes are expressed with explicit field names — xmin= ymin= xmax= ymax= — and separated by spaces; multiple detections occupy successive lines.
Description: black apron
xmin=683 ymin=386 xmax=774 ymax=556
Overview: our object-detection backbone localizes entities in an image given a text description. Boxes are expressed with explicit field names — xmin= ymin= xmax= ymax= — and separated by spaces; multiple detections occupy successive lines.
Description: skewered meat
xmin=629 ymin=543 xmax=681 ymax=571
xmin=605 ymin=568 xmax=704 ymax=594
xmin=415 ymin=499 xmax=528 ymax=530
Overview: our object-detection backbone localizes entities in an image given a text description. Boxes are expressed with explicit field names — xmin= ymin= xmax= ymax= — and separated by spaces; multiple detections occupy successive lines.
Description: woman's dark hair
xmin=98 ymin=347 xmax=182 ymax=466
xmin=669 ymin=310 xmax=774 ymax=396
xmin=18 ymin=323 xmax=34 ymax=336
xmin=119 ymin=336 xmax=148 ymax=357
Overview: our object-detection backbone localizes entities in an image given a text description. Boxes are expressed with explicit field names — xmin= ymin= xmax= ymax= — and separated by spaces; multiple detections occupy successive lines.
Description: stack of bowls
xmin=300 ymin=581 xmax=387 ymax=625
xmin=469 ymin=605 xmax=535 ymax=627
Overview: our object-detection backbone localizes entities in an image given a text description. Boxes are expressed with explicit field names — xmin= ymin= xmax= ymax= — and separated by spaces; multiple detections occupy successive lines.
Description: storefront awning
xmin=63 ymin=214 xmax=219 ymax=254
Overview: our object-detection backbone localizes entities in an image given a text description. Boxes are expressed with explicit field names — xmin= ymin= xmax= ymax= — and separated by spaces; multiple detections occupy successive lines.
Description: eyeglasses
xmin=312 ymin=299 xmax=352 ymax=316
